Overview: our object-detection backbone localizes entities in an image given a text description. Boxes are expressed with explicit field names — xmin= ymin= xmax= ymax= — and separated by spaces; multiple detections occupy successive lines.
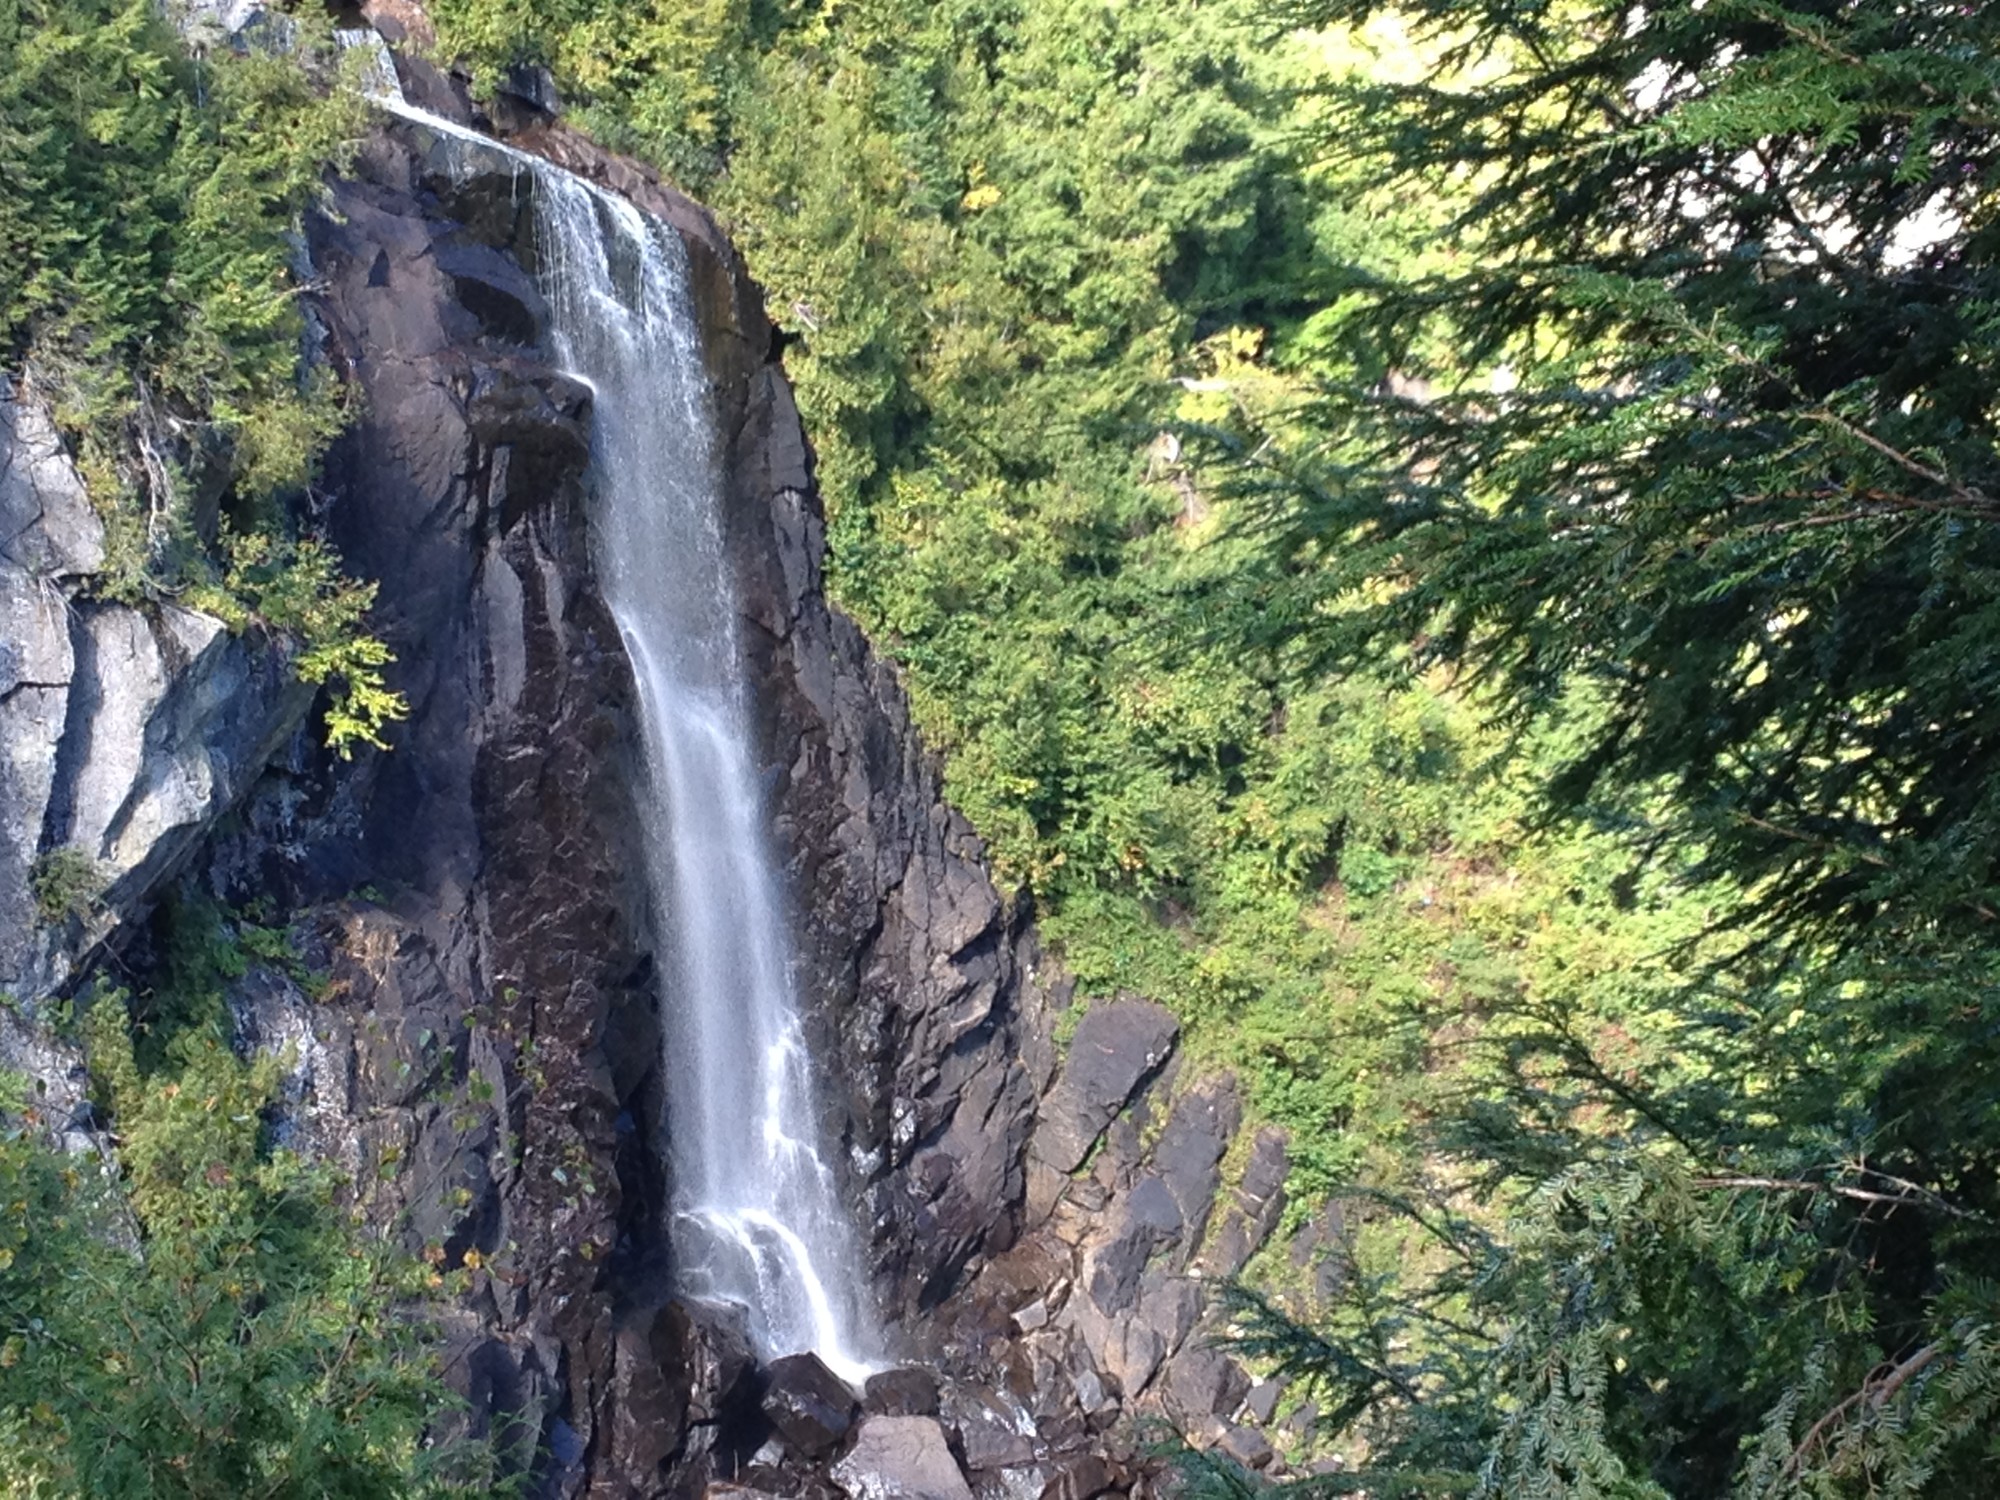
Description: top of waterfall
xmin=334 ymin=28 xmax=404 ymax=106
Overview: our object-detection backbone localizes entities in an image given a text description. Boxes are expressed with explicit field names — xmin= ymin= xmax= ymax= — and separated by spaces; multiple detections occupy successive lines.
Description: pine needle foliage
xmin=0 ymin=900 xmax=508 ymax=1496
xmin=1221 ymin=0 xmax=2000 ymax=955
xmin=1188 ymin=6 xmax=2000 ymax=1495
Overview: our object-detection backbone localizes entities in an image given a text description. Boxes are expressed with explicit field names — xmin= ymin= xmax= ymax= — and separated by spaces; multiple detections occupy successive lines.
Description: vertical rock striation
xmin=0 ymin=380 xmax=310 ymax=1011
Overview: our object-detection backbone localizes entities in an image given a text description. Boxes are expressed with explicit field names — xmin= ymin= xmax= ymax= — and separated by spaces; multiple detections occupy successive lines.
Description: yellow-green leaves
xmin=187 ymin=528 xmax=409 ymax=758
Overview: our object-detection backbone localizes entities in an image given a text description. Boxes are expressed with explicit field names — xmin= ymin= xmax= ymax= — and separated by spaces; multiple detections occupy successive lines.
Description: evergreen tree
xmin=1234 ymin=0 xmax=2000 ymax=949
xmin=1200 ymin=3 xmax=2000 ymax=1494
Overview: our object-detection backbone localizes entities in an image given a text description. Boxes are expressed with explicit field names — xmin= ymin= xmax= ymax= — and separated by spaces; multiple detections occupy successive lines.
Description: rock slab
xmin=1032 ymin=1000 xmax=1179 ymax=1173
xmin=832 ymin=1416 xmax=976 ymax=1500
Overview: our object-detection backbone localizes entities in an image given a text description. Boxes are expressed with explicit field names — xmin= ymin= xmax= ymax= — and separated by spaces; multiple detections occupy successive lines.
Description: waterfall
xmin=355 ymin=69 xmax=880 ymax=1385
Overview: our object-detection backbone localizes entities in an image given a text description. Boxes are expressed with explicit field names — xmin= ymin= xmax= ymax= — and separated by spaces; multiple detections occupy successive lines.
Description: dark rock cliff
xmin=236 ymin=104 xmax=1077 ymax=1494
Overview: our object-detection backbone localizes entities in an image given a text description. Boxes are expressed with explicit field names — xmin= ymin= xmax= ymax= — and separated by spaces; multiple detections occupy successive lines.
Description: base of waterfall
xmin=675 ymin=1209 xmax=878 ymax=1387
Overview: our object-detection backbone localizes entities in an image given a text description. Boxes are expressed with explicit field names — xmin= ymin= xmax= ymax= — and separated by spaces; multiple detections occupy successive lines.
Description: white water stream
xmin=354 ymin=58 xmax=879 ymax=1384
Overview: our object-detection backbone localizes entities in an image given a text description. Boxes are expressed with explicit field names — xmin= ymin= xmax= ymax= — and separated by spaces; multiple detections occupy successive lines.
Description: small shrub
xmin=28 ymin=847 xmax=104 ymax=924
xmin=187 ymin=527 xmax=409 ymax=757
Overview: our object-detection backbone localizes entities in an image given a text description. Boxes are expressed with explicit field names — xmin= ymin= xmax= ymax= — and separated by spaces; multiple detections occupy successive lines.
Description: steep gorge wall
xmin=0 ymin=52 xmax=1315 ymax=1497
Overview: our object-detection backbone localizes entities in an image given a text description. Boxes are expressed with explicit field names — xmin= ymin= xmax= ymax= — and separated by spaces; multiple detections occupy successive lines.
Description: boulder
xmin=1162 ymin=1346 xmax=1252 ymax=1431
xmin=1084 ymin=1177 xmax=1182 ymax=1315
xmin=1244 ymin=1380 xmax=1282 ymax=1425
xmin=1216 ymin=1426 xmax=1275 ymax=1472
xmin=946 ymin=1386 xmax=1038 ymax=1472
xmin=1131 ymin=1270 xmax=1200 ymax=1360
xmin=1280 ymin=1401 xmax=1318 ymax=1441
xmin=1032 ymin=999 xmax=1179 ymax=1173
xmin=1068 ymin=1294 xmax=1167 ymax=1402
xmin=1070 ymin=1369 xmax=1114 ymax=1419
xmin=605 ymin=1305 xmax=692 ymax=1484
xmin=832 ymin=1416 xmax=976 ymax=1500
xmin=673 ymin=1303 xmax=760 ymax=1426
xmin=1038 ymin=1455 xmax=1120 ymax=1500
xmin=866 ymin=1366 xmax=942 ymax=1417
xmin=1288 ymin=1199 xmax=1355 ymax=1305
xmin=761 ymin=1351 xmax=858 ymax=1459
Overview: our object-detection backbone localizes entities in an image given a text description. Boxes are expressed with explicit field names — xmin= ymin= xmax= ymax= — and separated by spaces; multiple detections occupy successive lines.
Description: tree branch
xmin=1785 ymin=1342 xmax=1943 ymax=1476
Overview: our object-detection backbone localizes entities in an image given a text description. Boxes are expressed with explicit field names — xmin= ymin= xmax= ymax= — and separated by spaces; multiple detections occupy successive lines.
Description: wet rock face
xmin=762 ymin=1352 xmax=860 ymax=1459
xmin=456 ymin=123 xmax=1061 ymax=1339
xmin=718 ymin=335 xmax=1061 ymax=1336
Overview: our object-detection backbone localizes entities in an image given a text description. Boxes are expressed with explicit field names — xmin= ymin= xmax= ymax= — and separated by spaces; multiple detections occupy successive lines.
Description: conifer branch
xmin=1693 ymin=1175 xmax=1984 ymax=1222
xmin=1785 ymin=1342 xmax=1943 ymax=1476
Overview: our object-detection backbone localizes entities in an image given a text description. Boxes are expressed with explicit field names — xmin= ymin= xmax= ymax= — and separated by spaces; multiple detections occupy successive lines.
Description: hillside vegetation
xmin=0 ymin=3 xmax=451 ymax=1487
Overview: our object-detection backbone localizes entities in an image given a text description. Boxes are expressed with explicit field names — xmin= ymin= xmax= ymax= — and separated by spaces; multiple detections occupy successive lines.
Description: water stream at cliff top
xmin=356 ymin=65 xmax=879 ymax=1385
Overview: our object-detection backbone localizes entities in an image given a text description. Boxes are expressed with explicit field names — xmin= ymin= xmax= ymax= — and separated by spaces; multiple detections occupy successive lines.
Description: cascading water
xmin=532 ymin=171 xmax=881 ymax=1387
xmin=354 ymin=60 xmax=879 ymax=1385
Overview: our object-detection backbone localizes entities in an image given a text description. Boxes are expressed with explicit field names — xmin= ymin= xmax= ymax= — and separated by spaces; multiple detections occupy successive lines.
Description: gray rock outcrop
xmin=0 ymin=380 xmax=309 ymax=1010
xmin=0 ymin=381 xmax=98 ymax=1002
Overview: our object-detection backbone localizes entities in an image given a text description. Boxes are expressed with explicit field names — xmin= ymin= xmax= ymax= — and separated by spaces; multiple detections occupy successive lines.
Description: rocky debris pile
xmin=574 ymin=993 xmax=1292 ymax=1499
xmin=830 ymin=996 xmax=1315 ymax=1498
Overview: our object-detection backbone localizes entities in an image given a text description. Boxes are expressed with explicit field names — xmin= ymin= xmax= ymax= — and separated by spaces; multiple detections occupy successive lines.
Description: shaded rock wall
xmin=220 ymin=119 xmax=675 ymax=1494
xmin=721 ymin=322 xmax=1063 ymax=1338
xmin=212 ymin=106 xmax=1077 ymax=1495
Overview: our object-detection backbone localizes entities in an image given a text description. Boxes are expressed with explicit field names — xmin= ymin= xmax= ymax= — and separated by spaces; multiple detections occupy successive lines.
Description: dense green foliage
xmin=1 ymin=6 xmax=461 ymax=1490
xmin=1189 ymin=1 xmax=2000 ymax=1494
xmin=428 ymin=0 xmax=2000 ymax=1493
xmin=0 ymin=0 xmax=404 ymax=750
xmin=1236 ymin=0 xmax=2000 ymax=954
xmin=0 ymin=902 xmax=500 ymax=1496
